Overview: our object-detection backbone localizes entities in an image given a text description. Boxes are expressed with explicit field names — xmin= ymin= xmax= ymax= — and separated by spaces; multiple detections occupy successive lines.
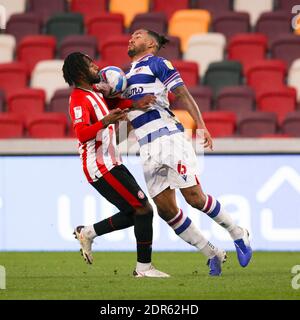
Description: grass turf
xmin=0 ymin=251 xmax=299 ymax=300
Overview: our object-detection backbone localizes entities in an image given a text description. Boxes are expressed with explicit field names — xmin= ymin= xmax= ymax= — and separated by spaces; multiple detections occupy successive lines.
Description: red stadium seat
xmin=171 ymin=60 xmax=199 ymax=86
xmin=238 ymin=111 xmax=277 ymax=137
xmin=100 ymin=35 xmax=131 ymax=68
xmin=228 ymin=34 xmax=268 ymax=72
xmin=193 ymin=0 xmax=231 ymax=17
xmin=216 ymin=86 xmax=255 ymax=115
xmin=271 ymin=35 xmax=300 ymax=68
xmin=257 ymin=87 xmax=297 ymax=123
xmin=151 ymin=0 xmax=189 ymax=20
xmin=7 ymin=89 xmax=46 ymax=120
xmin=0 ymin=62 xmax=27 ymax=97
xmin=59 ymin=35 xmax=98 ymax=60
xmin=0 ymin=113 xmax=24 ymax=138
xmin=281 ymin=111 xmax=300 ymax=137
xmin=27 ymin=0 xmax=67 ymax=23
xmin=212 ymin=12 xmax=250 ymax=40
xmin=70 ymin=0 xmax=107 ymax=20
xmin=26 ymin=112 xmax=68 ymax=138
xmin=6 ymin=13 xmax=42 ymax=44
xmin=129 ymin=12 xmax=167 ymax=34
xmin=49 ymin=88 xmax=72 ymax=126
xmin=245 ymin=60 xmax=287 ymax=96
xmin=0 ymin=91 xmax=5 ymax=112
xmin=202 ymin=111 xmax=236 ymax=137
xmin=17 ymin=35 xmax=56 ymax=74
xmin=86 ymin=13 xmax=124 ymax=48
xmin=255 ymin=12 xmax=292 ymax=44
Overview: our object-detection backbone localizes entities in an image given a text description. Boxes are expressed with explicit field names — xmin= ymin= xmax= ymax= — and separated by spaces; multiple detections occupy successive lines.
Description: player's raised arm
xmin=172 ymin=85 xmax=213 ymax=150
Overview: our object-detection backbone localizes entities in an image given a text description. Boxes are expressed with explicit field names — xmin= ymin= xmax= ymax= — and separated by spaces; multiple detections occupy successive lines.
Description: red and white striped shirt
xmin=69 ymin=87 xmax=122 ymax=182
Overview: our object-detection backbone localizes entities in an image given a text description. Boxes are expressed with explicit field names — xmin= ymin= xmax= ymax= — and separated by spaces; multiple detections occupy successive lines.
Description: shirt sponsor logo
xmin=74 ymin=119 xmax=83 ymax=124
xmin=74 ymin=106 xmax=82 ymax=119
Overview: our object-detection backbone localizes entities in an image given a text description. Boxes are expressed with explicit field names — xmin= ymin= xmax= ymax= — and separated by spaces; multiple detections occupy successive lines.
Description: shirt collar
xmin=133 ymin=54 xmax=154 ymax=64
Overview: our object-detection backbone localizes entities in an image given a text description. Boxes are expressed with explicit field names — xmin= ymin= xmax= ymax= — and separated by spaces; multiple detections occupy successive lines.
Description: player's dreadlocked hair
xmin=62 ymin=52 xmax=92 ymax=86
xmin=146 ymin=30 xmax=170 ymax=52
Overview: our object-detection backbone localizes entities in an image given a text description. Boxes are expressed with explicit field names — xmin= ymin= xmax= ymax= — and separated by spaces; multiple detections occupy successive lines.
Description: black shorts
xmin=91 ymin=164 xmax=148 ymax=213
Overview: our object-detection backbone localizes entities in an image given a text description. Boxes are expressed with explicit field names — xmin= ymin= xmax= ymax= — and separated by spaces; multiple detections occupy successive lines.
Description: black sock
xmin=93 ymin=211 xmax=134 ymax=236
xmin=134 ymin=209 xmax=153 ymax=263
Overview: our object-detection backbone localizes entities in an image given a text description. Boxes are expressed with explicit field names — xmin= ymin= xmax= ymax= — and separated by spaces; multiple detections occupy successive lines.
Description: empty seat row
xmin=173 ymin=109 xmax=300 ymax=138
xmin=0 ymin=112 xmax=70 ymax=138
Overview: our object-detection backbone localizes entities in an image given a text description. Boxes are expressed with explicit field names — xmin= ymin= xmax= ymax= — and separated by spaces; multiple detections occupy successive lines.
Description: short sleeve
xmin=149 ymin=57 xmax=184 ymax=92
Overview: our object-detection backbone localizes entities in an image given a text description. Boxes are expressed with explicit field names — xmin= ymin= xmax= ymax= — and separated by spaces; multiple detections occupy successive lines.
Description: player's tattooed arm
xmin=172 ymin=85 xmax=213 ymax=150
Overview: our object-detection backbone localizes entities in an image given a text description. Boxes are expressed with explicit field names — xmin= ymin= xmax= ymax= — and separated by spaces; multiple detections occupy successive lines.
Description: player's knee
xmin=134 ymin=201 xmax=153 ymax=216
xmin=185 ymin=191 xmax=206 ymax=209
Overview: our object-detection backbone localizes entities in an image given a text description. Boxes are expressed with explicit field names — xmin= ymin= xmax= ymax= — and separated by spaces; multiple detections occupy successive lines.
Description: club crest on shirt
xmin=74 ymin=106 xmax=82 ymax=119
xmin=164 ymin=60 xmax=174 ymax=70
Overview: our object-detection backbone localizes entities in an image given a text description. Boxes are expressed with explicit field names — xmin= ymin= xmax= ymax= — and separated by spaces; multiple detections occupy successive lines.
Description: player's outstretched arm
xmin=172 ymin=85 xmax=213 ymax=150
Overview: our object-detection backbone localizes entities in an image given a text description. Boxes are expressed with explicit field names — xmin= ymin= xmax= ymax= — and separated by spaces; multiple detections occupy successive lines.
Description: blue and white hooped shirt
xmin=122 ymin=54 xmax=185 ymax=146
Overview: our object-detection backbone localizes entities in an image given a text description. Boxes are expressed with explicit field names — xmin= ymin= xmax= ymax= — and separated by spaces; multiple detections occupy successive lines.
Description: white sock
xmin=201 ymin=195 xmax=244 ymax=240
xmin=168 ymin=209 xmax=219 ymax=258
xmin=136 ymin=262 xmax=151 ymax=272
xmin=83 ymin=225 xmax=97 ymax=239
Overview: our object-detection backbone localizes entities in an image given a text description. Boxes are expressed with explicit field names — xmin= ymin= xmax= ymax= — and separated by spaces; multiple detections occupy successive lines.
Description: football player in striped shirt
xmin=62 ymin=52 xmax=169 ymax=277
xmin=122 ymin=29 xmax=252 ymax=276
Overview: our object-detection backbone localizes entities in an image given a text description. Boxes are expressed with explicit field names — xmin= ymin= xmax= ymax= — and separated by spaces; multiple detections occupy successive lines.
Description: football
xmin=99 ymin=66 xmax=127 ymax=98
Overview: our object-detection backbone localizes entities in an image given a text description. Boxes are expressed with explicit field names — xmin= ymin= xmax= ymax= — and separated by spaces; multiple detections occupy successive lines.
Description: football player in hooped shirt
xmin=62 ymin=52 xmax=169 ymax=277
xmin=123 ymin=29 xmax=252 ymax=276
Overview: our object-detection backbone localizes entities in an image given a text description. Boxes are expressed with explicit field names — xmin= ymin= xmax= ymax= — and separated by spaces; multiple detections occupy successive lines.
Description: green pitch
xmin=0 ymin=251 xmax=299 ymax=300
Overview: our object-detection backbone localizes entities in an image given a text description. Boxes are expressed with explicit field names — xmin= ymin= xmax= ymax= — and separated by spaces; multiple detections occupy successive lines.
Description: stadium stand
xmin=129 ymin=12 xmax=167 ymax=34
xmin=172 ymin=109 xmax=196 ymax=131
xmin=193 ymin=0 xmax=231 ymax=17
xmin=26 ymin=112 xmax=68 ymax=138
xmin=0 ymin=0 xmax=300 ymax=140
xmin=70 ymin=0 xmax=108 ymax=20
xmin=288 ymin=59 xmax=300 ymax=102
xmin=233 ymin=0 xmax=274 ymax=26
xmin=45 ymin=13 xmax=84 ymax=44
xmin=30 ymin=60 xmax=68 ymax=103
xmin=0 ymin=62 xmax=27 ymax=97
xmin=171 ymin=60 xmax=199 ymax=87
xmin=168 ymin=9 xmax=211 ymax=52
xmin=281 ymin=111 xmax=300 ymax=137
xmin=228 ymin=33 xmax=268 ymax=72
xmin=216 ymin=86 xmax=255 ymax=116
xmin=151 ymin=0 xmax=189 ymax=20
xmin=7 ymin=88 xmax=45 ymax=120
xmin=256 ymin=87 xmax=297 ymax=123
xmin=203 ymin=61 xmax=243 ymax=96
xmin=109 ymin=0 xmax=150 ymax=28
xmin=255 ymin=11 xmax=292 ymax=43
xmin=270 ymin=34 xmax=300 ymax=68
xmin=17 ymin=35 xmax=57 ymax=74
xmin=0 ymin=0 xmax=26 ymax=27
xmin=86 ymin=13 xmax=124 ymax=49
xmin=6 ymin=13 xmax=42 ymax=44
xmin=238 ymin=111 xmax=278 ymax=137
xmin=212 ymin=12 xmax=250 ymax=40
xmin=0 ymin=113 xmax=24 ymax=138
xmin=0 ymin=34 xmax=16 ymax=63
xmin=184 ymin=33 xmax=226 ymax=77
xmin=27 ymin=0 xmax=67 ymax=24
xmin=59 ymin=35 xmax=98 ymax=60
xmin=202 ymin=111 xmax=236 ymax=137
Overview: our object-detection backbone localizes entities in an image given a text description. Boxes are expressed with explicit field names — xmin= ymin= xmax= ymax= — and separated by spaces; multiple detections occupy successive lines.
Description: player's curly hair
xmin=62 ymin=52 xmax=92 ymax=86
xmin=146 ymin=30 xmax=170 ymax=52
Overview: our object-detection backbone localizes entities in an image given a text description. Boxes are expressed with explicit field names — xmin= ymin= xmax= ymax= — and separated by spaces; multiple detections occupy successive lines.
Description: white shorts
xmin=140 ymin=132 xmax=200 ymax=198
